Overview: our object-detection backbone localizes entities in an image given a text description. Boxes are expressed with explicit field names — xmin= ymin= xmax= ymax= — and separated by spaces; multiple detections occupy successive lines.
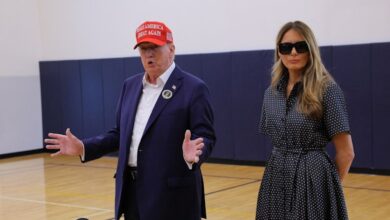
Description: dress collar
xmin=276 ymin=73 xmax=303 ymax=96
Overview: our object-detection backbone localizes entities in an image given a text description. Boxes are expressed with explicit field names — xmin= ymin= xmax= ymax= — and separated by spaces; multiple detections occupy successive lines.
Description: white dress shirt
xmin=128 ymin=62 xmax=175 ymax=167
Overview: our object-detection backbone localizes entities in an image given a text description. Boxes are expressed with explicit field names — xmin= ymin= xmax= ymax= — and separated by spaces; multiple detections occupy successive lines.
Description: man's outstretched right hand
xmin=45 ymin=128 xmax=84 ymax=157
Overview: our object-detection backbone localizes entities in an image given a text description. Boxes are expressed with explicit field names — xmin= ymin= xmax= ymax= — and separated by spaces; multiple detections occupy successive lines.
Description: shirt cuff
xmin=183 ymin=158 xmax=194 ymax=170
xmin=186 ymin=160 xmax=193 ymax=170
xmin=80 ymin=142 xmax=86 ymax=162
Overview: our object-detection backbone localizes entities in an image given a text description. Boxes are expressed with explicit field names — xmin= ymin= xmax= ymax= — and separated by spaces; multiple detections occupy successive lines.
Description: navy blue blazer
xmin=82 ymin=65 xmax=216 ymax=220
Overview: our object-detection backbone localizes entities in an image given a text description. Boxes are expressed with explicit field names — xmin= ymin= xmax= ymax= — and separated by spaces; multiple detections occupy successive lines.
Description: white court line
xmin=81 ymin=210 xmax=114 ymax=219
xmin=0 ymin=195 xmax=112 ymax=212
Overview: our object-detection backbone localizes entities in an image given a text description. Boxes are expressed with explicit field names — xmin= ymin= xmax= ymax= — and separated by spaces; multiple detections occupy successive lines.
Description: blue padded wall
xmin=231 ymin=50 xmax=273 ymax=161
xmin=333 ymin=45 xmax=372 ymax=168
xmin=320 ymin=46 xmax=334 ymax=75
xmin=371 ymin=43 xmax=390 ymax=169
xmin=40 ymin=62 xmax=63 ymax=135
xmin=80 ymin=60 xmax=104 ymax=137
xmin=200 ymin=53 xmax=235 ymax=159
xmin=175 ymin=54 xmax=203 ymax=79
xmin=124 ymin=57 xmax=143 ymax=79
xmin=40 ymin=42 xmax=390 ymax=170
xmin=101 ymin=59 xmax=125 ymax=130
xmin=58 ymin=61 xmax=84 ymax=137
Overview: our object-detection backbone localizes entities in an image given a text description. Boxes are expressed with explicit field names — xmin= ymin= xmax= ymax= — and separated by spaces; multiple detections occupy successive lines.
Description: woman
xmin=256 ymin=21 xmax=355 ymax=219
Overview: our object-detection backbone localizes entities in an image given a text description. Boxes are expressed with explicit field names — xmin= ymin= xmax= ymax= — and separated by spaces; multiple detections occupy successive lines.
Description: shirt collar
xmin=276 ymin=72 xmax=303 ymax=94
xmin=142 ymin=62 xmax=176 ymax=87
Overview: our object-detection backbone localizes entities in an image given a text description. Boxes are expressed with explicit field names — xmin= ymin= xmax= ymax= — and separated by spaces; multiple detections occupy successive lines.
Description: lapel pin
xmin=172 ymin=85 xmax=177 ymax=90
xmin=162 ymin=89 xmax=173 ymax=99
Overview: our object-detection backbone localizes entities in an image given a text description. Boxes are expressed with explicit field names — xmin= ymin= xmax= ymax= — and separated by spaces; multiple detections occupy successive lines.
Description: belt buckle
xmin=130 ymin=170 xmax=137 ymax=181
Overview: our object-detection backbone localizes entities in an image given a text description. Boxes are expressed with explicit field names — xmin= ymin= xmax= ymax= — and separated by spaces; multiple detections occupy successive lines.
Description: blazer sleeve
xmin=189 ymin=82 xmax=216 ymax=168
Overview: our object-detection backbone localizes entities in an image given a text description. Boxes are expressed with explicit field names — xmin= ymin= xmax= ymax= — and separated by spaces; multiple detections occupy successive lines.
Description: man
xmin=45 ymin=21 xmax=216 ymax=220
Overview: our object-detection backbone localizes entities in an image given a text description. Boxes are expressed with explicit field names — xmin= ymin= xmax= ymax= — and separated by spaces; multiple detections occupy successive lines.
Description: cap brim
xmin=133 ymin=38 xmax=167 ymax=49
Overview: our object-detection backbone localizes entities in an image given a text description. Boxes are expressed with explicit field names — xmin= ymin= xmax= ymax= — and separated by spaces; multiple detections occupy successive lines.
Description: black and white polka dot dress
xmin=256 ymin=74 xmax=350 ymax=220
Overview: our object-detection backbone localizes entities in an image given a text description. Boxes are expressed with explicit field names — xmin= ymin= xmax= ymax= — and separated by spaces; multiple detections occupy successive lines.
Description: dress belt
xmin=272 ymin=147 xmax=325 ymax=213
xmin=272 ymin=146 xmax=324 ymax=154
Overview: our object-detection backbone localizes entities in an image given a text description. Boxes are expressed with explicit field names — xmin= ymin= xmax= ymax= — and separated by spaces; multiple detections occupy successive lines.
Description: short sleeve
xmin=323 ymin=83 xmax=351 ymax=139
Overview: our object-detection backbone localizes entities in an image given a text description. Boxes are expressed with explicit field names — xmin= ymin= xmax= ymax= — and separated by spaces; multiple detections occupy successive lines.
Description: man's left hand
xmin=182 ymin=130 xmax=204 ymax=164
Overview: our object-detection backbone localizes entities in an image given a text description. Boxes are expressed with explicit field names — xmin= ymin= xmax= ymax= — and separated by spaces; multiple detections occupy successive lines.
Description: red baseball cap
xmin=133 ymin=21 xmax=173 ymax=49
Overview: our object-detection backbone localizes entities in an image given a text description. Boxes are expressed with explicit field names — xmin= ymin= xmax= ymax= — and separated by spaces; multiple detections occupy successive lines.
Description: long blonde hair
xmin=271 ymin=21 xmax=333 ymax=119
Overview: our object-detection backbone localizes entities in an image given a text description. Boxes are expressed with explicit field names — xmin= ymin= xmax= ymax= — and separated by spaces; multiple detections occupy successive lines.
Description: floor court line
xmin=0 ymin=164 xmax=59 ymax=176
xmin=44 ymin=162 xmax=116 ymax=170
xmin=342 ymin=185 xmax=390 ymax=192
xmin=0 ymin=195 xmax=112 ymax=212
xmin=204 ymin=174 xmax=260 ymax=181
xmin=81 ymin=210 xmax=114 ymax=219
xmin=206 ymin=180 xmax=260 ymax=196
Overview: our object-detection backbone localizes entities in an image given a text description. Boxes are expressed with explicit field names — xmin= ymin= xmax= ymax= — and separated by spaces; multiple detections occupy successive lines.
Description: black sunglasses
xmin=278 ymin=41 xmax=309 ymax=55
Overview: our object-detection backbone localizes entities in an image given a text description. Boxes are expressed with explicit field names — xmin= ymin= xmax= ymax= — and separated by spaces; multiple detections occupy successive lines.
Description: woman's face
xmin=278 ymin=29 xmax=309 ymax=74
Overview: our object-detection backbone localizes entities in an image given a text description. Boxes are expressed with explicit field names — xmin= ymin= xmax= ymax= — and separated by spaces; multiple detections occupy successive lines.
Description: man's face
xmin=138 ymin=42 xmax=175 ymax=79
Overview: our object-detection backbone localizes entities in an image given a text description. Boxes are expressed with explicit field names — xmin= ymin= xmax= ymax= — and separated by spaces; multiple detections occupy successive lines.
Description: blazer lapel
xmin=124 ymin=77 xmax=143 ymax=150
xmin=143 ymin=67 xmax=183 ymax=135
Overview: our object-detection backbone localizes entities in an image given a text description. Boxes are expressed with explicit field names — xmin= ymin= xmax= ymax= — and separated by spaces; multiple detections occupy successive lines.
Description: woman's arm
xmin=333 ymin=132 xmax=355 ymax=182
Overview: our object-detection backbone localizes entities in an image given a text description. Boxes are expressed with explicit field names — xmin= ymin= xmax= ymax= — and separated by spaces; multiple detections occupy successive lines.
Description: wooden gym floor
xmin=1 ymin=153 xmax=390 ymax=220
